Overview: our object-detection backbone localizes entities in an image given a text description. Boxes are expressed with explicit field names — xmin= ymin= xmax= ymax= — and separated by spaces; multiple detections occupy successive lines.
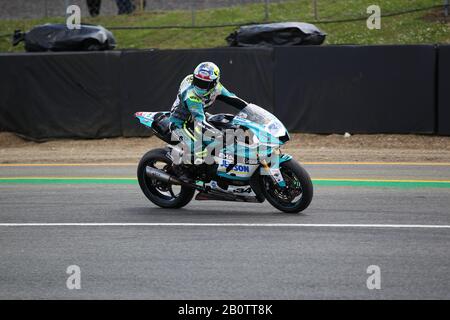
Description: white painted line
xmin=0 ymin=223 xmax=449 ymax=229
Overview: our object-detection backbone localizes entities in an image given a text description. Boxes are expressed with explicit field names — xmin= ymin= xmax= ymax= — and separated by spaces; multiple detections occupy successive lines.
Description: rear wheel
xmin=137 ymin=148 xmax=195 ymax=209
xmin=259 ymin=159 xmax=313 ymax=213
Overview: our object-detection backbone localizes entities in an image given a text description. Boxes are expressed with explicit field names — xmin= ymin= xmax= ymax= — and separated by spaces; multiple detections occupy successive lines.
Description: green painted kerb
xmin=0 ymin=178 xmax=450 ymax=189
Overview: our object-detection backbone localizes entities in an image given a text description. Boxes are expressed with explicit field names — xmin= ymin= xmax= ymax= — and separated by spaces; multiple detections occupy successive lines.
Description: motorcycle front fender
xmin=280 ymin=153 xmax=293 ymax=163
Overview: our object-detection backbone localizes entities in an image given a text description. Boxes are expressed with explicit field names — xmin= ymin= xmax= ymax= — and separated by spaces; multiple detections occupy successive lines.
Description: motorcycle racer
xmin=169 ymin=62 xmax=248 ymax=178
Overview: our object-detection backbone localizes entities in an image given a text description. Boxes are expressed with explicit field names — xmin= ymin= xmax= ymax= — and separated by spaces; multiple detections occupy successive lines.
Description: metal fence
xmin=1 ymin=0 xmax=448 ymax=22
xmin=0 ymin=0 xmax=283 ymax=20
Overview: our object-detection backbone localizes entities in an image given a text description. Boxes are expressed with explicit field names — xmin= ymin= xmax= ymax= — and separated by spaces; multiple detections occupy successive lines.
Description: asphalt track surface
xmin=0 ymin=162 xmax=449 ymax=299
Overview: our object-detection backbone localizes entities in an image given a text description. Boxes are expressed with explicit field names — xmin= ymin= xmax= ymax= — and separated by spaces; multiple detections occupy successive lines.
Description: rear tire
xmin=137 ymin=148 xmax=195 ymax=209
xmin=259 ymin=159 xmax=313 ymax=213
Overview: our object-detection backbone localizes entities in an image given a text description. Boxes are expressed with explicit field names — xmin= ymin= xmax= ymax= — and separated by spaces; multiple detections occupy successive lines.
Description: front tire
xmin=259 ymin=159 xmax=313 ymax=213
xmin=137 ymin=148 xmax=195 ymax=209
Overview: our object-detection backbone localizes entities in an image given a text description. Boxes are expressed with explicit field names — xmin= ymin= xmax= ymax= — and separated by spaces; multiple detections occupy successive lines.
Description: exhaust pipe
xmin=145 ymin=166 xmax=181 ymax=185
xmin=145 ymin=166 xmax=194 ymax=188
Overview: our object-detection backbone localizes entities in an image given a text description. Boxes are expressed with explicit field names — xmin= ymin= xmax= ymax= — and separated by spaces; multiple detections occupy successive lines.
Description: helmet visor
xmin=193 ymin=76 xmax=217 ymax=94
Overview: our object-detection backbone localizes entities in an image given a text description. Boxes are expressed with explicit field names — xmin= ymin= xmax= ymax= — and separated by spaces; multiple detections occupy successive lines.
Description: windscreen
xmin=234 ymin=104 xmax=286 ymax=137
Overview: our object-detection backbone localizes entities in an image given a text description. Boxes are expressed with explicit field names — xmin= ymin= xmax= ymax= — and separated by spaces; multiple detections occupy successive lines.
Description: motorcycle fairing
xmin=205 ymin=180 xmax=257 ymax=197
xmin=135 ymin=105 xmax=293 ymax=187
xmin=231 ymin=104 xmax=289 ymax=146
xmin=134 ymin=111 xmax=170 ymax=128
xmin=232 ymin=117 xmax=284 ymax=146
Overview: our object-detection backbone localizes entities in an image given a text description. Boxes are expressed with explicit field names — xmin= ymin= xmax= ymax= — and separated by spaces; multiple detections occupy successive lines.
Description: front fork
xmin=260 ymin=152 xmax=292 ymax=188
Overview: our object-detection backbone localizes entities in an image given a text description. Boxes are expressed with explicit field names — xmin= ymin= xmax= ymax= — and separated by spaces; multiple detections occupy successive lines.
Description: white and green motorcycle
xmin=135 ymin=104 xmax=313 ymax=213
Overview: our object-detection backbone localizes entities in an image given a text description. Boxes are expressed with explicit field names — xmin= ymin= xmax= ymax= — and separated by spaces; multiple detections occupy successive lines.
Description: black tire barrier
xmin=0 ymin=45 xmax=448 ymax=139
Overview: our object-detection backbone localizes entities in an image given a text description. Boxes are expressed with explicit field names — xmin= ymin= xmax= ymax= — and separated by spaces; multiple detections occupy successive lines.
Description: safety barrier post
xmin=64 ymin=0 xmax=70 ymax=16
xmin=313 ymin=0 xmax=318 ymax=20
xmin=264 ymin=0 xmax=269 ymax=22
xmin=191 ymin=2 xmax=196 ymax=26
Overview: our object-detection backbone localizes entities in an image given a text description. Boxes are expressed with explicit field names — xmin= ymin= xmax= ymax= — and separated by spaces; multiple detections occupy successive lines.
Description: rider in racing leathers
xmin=169 ymin=62 xmax=248 ymax=181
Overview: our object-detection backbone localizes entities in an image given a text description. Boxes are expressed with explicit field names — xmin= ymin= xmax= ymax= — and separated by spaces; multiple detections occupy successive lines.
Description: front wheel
xmin=259 ymin=160 xmax=313 ymax=213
